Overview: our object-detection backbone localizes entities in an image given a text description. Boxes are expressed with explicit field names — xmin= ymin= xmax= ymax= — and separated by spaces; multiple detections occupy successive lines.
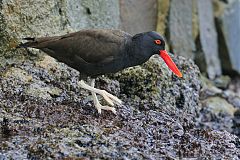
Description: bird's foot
xmin=78 ymin=80 xmax=122 ymax=114
xmin=91 ymin=87 xmax=120 ymax=114
xmin=94 ymin=102 xmax=117 ymax=115
xmin=97 ymin=89 xmax=122 ymax=106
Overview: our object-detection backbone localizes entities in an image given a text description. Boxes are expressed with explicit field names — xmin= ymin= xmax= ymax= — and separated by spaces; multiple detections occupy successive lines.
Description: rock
xmin=156 ymin=0 xmax=170 ymax=50
xmin=35 ymin=55 xmax=58 ymax=70
xmin=213 ymin=0 xmax=227 ymax=17
xmin=169 ymin=0 xmax=195 ymax=59
xmin=1 ymin=67 xmax=32 ymax=96
xmin=202 ymin=97 xmax=237 ymax=116
xmin=25 ymin=82 xmax=61 ymax=100
xmin=228 ymin=77 xmax=240 ymax=96
xmin=196 ymin=0 xmax=222 ymax=79
xmin=223 ymin=90 xmax=237 ymax=98
xmin=96 ymin=77 xmax=121 ymax=97
xmin=192 ymin=0 xmax=199 ymax=41
xmin=0 ymin=51 xmax=205 ymax=159
xmin=230 ymin=96 xmax=240 ymax=109
xmin=0 ymin=50 xmax=238 ymax=160
xmin=198 ymin=94 xmax=237 ymax=133
xmin=110 ymin=54 xmax=201 ymax=122
xmin=214 ymin=75 xmax=231 ymax=89
xmin=3 ymin=67 xmax=33 ymax=83
xmin=119 ymin=0 xmax=157 ymax=35
xmin=156 ymin=0 xmax=170 ymax=34
xmin=200 ymin=75 xmax=224 ymax=100
xmin=233 ymin=109 xmax=240 ymax=136
xmin=223 ymin=90 xmax=240 ymax=109
xmin=218 ymin=0 xmax=240 ymax=74
xmin=67 ymin=0 xmax=120 ymax=30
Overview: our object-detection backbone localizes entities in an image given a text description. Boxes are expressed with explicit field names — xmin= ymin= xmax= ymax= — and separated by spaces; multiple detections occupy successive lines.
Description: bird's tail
xmin=16 ymin=37 xmax=38 ymax=48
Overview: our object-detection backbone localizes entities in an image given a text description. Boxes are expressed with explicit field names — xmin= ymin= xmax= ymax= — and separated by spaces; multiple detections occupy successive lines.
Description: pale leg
xmin=78 ymin=79 xmax=122 ymax=114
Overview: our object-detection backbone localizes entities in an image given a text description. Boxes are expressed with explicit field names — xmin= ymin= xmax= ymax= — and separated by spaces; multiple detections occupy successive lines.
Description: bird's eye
xmin=154 ymin=40 xmax=161 ymax=45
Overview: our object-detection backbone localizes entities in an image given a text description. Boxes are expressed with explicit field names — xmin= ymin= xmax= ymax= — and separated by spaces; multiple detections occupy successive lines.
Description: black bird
xmin=19 ymin=29 xmax=182 ymax=114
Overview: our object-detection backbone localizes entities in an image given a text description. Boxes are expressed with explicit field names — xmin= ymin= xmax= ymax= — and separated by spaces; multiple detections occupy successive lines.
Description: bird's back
xmin=21 ymin=29 xmax=132 ymax=77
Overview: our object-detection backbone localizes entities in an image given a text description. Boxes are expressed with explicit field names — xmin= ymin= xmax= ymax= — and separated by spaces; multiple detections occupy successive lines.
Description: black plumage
xmin=19 ymin=29 xmax=181 ymax=114
xmin=20 ymin=29 xmax=166 ymax=77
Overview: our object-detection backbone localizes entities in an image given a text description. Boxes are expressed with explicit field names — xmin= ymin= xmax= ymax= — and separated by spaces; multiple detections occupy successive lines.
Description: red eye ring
xmin=154 ymin=40 xmax=161 ymax=45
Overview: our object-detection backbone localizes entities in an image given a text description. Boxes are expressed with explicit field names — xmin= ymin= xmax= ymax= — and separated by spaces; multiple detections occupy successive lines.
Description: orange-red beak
xmin=159 ymin=50 xmax=182 ymax=78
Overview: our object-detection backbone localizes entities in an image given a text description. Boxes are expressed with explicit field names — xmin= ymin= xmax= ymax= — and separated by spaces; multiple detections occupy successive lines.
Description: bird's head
xmin=135 ymin=31 xmax=182 ymax=78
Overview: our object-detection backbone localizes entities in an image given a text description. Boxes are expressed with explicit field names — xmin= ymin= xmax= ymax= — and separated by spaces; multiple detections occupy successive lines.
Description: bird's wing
xmin=29 ymin=29 xmax=131 ymax=64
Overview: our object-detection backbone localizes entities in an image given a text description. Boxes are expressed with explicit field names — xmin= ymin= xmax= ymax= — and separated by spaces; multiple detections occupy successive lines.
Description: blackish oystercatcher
xmin=19 ymin=29 xmax=182 ymax=114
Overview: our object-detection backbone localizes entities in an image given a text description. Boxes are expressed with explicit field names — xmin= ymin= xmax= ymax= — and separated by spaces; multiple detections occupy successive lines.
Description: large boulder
xmin=196 ymin=0 xmax=222 ymax=79
xmin=156 ymin=0 xmax=170 ymax=50
xmin=168 ymin=0 xmax=195 ymax=59
xmin=217 ymin=0 xmax=240 ymax=75
xmin=156 ymin=0 xmax=170 ymax=35
xmin=1 ymin=51 xmax=240 ymax=159
xmin=119 ymin=0 xmax=157 ymax=35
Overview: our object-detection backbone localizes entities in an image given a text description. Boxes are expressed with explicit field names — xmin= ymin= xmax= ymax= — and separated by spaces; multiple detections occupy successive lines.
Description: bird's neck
xmin=125 ymin=38 xmax=152 ymax=67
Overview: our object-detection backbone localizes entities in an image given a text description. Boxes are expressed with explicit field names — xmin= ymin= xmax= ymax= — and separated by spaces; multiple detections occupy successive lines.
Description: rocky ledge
xmin=0 ymin=52 xmax=239 ymax=159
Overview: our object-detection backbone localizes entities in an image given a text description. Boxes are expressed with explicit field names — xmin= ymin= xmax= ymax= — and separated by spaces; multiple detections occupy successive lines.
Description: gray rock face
xmin=66 ymin=0 xmax=120 ymax=30
xmin=197 ymin=0 xmax=222 ymax=79
xmin=169 ymin=0 xmax=195 ymax=59
xmin=220 ymin=0 xmax=240 ymax=74
xmin=0 ymin=0 xmax=120 ymax=54
xmin=119 ymin=0 xmax=157 ymax=35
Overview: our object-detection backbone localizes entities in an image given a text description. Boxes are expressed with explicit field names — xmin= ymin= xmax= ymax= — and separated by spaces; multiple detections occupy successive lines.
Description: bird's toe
xmin=101 ymin=90 xmax=122 ymax=105
xmin=95 ymin=103 xmax=116 ymax=115
xmin=102 ymin=94 xmax=114 ymax=106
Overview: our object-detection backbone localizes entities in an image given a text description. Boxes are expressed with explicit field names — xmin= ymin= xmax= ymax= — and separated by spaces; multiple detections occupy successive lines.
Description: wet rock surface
xmin=0 ymin=51 xmax=240 ymax=159
xmin=198 ymin=75 xmax=240 ymax=138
